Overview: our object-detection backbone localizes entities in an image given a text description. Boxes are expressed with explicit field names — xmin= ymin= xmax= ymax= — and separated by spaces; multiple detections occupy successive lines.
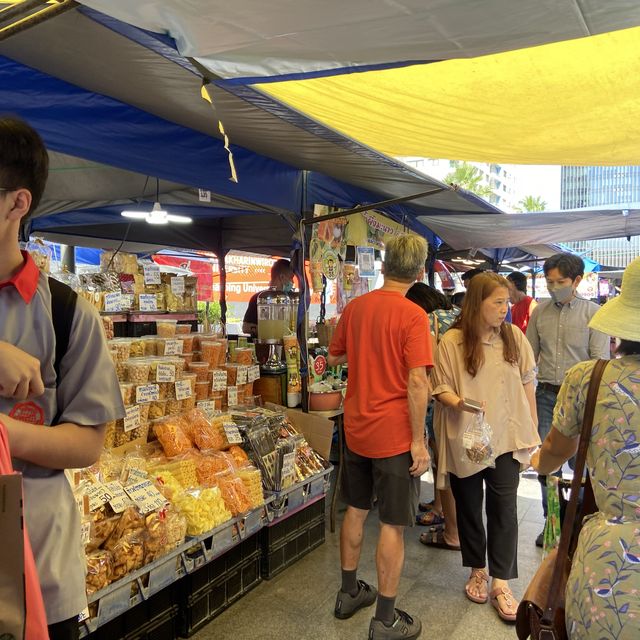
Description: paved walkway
xmin=193 ymin=476 xmax=544 ymax=640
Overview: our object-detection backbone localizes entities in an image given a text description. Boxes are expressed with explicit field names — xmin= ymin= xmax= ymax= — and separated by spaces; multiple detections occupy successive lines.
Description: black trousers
xmin=48 ymin=617 xmax=79 ymax=640
xmin=449 ymin=453 xmax=520 ymax=580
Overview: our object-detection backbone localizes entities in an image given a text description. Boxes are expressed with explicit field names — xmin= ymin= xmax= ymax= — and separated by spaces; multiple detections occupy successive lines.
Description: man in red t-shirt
xmin=507 ymin=271 xmax=537 ymax=333
xmin=328 ymin=234 xmax=433 ymax=640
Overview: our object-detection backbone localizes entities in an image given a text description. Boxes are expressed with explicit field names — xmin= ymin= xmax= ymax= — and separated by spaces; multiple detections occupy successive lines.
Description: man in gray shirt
xmin=526 ymin=252 xmax=609 ymax=546
xmin=0 ymin=117 xmax=124 ymax=639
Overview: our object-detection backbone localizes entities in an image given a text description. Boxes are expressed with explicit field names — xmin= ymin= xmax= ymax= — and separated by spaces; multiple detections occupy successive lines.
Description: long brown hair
xmin=453 ymin=272 xmax=520 ymax=377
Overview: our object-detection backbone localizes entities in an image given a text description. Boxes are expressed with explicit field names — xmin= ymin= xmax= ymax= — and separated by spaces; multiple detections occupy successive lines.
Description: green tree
xmin=516 ymin=195 xmax=547 ymax=212
xmin=444 ymin=161 xmax=493 ymax=198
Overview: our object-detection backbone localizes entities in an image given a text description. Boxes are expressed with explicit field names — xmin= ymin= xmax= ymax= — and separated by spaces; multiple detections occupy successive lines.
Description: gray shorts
xmin=341 ymin=446 xmax=420 ymax=527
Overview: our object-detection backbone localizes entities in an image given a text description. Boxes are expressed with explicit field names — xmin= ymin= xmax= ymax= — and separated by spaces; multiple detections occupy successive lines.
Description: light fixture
xmin=121 ymin=202 xmax=192 ymax=225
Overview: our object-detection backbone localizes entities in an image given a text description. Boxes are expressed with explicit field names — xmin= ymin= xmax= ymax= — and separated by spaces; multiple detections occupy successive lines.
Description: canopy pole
xmin=216 ymin=251 xmax=228 ymax=336
xmin=302 ymin=188 xmax=446 ymax=226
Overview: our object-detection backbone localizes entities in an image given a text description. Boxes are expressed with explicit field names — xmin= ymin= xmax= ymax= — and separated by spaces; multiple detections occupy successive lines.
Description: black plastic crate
xmin=181 ymin=534 xmax=260 ymax=599
xmin=86 ymin=589 xmax=178 ymax=640
xmin=177 ymin=553 xmax=262 ymax=637
xmin=125 ymin=606 xmax=179 ymax=640
xmin=262 ymin=498 xmax=325 ymax=552
xmin=261 ymin=513 xmax=326 ymax=580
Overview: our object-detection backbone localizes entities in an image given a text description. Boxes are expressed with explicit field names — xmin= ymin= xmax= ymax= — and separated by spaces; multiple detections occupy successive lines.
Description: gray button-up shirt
xmin=526 ymin=297 xmax=610 ymax=385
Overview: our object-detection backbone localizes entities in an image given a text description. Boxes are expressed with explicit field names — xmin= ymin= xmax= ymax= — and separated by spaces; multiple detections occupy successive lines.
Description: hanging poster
xmin=357 ymin=247 xmax=376 ymax=278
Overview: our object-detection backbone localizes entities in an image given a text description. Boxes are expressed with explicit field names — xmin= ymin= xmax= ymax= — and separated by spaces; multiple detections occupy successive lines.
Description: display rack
xmin=81 ymin=468 xmax=332 ymax=638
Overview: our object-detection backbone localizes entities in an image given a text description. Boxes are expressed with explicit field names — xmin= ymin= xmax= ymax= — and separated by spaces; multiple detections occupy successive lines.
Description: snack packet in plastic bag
xmin=461 ymin=413 xmax=495 ymax=468
xmin=543 ymin=476 xmax=562 ymax=557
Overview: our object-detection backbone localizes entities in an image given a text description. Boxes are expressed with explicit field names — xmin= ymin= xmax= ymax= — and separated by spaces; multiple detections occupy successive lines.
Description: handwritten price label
xmin=139 ymin=294 xmax=157 ymax=312
xmin=143 ymin=264 xmax=161 ymax=285
xmin=175 ymin=380 xmax=192 ymax=400
xmin=124 ymin=405 xmax=141 ymax=432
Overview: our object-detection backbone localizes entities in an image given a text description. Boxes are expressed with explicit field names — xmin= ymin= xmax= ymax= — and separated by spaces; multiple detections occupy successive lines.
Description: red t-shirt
xmin=329 ymin=290 xmax=433 ymax=458
xmin=511 ymin=295 xmax=535 ymax=332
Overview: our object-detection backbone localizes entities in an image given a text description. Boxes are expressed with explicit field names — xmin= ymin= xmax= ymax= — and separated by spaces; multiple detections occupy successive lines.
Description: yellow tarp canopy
xmin=257 ymin=27 xmax=640 ymax=166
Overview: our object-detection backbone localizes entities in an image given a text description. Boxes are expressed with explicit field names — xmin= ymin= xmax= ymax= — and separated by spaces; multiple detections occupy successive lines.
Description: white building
xmin=399 ymin=157 xmax=519 ymax=211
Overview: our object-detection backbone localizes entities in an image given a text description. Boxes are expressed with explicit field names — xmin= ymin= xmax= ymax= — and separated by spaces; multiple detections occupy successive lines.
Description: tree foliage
xmin=444 ymin=161 xmax=493 ymax=198
xmin=516 ymin=195 xmax=547 ymax=212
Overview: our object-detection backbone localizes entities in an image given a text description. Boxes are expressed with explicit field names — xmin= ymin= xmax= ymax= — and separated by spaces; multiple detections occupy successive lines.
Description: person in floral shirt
xmin=533 ymin=256 xmax=640 ymax=639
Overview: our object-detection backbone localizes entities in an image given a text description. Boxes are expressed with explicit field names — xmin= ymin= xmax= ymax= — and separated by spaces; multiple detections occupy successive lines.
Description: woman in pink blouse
xmin=433 ymin=273 xmax=539 ymax=623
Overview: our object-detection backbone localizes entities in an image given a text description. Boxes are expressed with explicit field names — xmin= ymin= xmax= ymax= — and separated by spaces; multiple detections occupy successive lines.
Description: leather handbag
xmin=516 ymin=359 xmax=608 ymax=640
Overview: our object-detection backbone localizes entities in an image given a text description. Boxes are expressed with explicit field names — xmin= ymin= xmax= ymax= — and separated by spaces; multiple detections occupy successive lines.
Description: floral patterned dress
xmin=553 ymin=356 xmax=640 ymax=639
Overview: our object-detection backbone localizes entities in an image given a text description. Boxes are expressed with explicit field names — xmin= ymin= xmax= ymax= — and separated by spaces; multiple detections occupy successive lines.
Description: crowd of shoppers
xmin=330 ymin=245 xmax=637 ymax=638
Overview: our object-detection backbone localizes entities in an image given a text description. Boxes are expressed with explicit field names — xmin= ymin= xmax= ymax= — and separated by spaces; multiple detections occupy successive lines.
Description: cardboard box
xmin=265 ymin=404 xmax=334 ymax=460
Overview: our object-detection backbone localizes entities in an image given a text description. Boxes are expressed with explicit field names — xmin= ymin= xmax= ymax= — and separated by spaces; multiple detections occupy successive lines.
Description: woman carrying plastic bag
xmin=432 ymin=273 xmax=540 ymax=623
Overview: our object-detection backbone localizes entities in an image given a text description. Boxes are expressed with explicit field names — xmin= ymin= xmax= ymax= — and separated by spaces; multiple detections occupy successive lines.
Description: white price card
xmin=126 ymin=468 xmax=148 ymax=484
xmin=197 ymin=400 xmax=216 ymax=419
xmin=248 ymin=365 xmax=261 ymax=383
xmin=156 ymin=363 xmax=176 ymax=382
xmin=212 ymin=369 xmax=228 ymax=391
xmin=282 ymin=451 xmax=296 ymax=479
xmin=86 ymin=483 xmax=113 ymax=512
xmin=175 ymin=379 xmax=192 ymax=400
xmin=198 ymin=188 xmax=212 ymax=202
xmin=124 ymin=479 xmax=167 ymax=514
xmin=121 ymin=293 xmax=135 ymax=310
xmin=136 ymin=383 xmax=160 ymax=404
xmin=170 ymin=276 xmax=185 ymax=295
xmin=104 ymin=481 xmax=133 ymax=513
xmin=223 ymin=422 xmax=243 ymax=445
xmin=163 ymin=339 xmax=183 ymax=356
xmin=143 ymin=263 xmax=161 ymax=285
xmin=236 ymin=365 xmax=248 ymax=385
xmin=139 ymin=294 xmax=157 ymax=312
xmin=104 ymin=291 xmax=122 ymax=313
xmin=227 ymin=386 xmax=238 ymax=406
xmin=123 ymin=405 xmax=141 ymax=432
xmin=80 ymin=521 xmax=91 ymax=546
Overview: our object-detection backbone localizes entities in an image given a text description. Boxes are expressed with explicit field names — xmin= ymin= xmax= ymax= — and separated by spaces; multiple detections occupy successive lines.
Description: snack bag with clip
xmin=461 ymin=412 xmax=495 ymax=468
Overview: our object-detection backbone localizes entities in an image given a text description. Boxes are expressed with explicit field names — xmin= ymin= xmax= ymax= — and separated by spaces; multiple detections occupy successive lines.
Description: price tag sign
xmin=223 ymin=422 xmax=243 ymax=445
xmin=80 ymin=521 xmax=91 ymax=546
xmin=156 ymin=363 xmax=176 ymax=382
xmin=143 ymin=264 xmax=161 ymax=285
xmin=164 ymin=339 xmax=183 ymax=356
xmin=124 ymin=479 xmax=167 ymax=514
xmin=227 ymin=386 xmax=238 ymax=406
xmin=170 ymin=276 xmax=185 ymax=295
xmin=136 ymin=383 xmax=160 ymax=404
xmin=197 ymin=400 xmax=216 ymax=419
xmin=104 ymin=481 xmax=133 ymax=513
xmin=282 ymin=451 xmax=296 ymax=480
xmin=212 ymin=370 xmax=228 ymax=391
xmin=123 ymin=405 xmax=141 ymax=433
xmin=248 ymin=365 xmax=261 ymax=383
xmin=86 ymin=483 xmax=113 ymax=512
xmin=104 ymin=292 xmax=122 ymax=312
xmin=126 ymin=468 xmax=148 ymax=484
xmin=237 ymin=366 xmax=248 ymax=385
xmin=121 ymin=293 xmax=135 ymax=310
xmin=175 ymin=380 xmax=192 ymax=400
xmin=198 ymin=188 xmax=212 ymax=203
xmin=139 ymin=294 xmax=157 ymax=312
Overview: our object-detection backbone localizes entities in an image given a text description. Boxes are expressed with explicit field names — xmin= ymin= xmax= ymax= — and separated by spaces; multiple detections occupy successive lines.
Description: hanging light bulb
xmin=121 ymin=202 xmax=192 ymax=225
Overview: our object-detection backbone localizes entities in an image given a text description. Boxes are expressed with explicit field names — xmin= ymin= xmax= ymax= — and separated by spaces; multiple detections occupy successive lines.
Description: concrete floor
xmin=192 ymin=475 xmax=545 ymax=640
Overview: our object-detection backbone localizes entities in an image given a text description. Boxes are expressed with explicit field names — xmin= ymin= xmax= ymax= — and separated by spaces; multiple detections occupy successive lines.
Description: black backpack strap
xmin=48 ymin=276 xmax=78 ymax=384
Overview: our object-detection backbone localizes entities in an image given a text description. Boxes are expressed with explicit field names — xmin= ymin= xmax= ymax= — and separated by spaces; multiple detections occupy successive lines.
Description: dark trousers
xmin=449 ymin=453 xmax=520 ymax=580
xmin=48 ymin=617 xmax=79 ymax=640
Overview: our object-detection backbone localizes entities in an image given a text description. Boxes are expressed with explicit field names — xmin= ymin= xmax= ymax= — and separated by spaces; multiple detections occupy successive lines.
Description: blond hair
xmin=383 ymin=234 xmax=428 ymax=283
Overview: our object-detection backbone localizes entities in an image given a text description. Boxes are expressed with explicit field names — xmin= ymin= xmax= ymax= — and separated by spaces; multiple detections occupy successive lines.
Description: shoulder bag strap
xmin=541 ymin=358 xmax=609 ymax=625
